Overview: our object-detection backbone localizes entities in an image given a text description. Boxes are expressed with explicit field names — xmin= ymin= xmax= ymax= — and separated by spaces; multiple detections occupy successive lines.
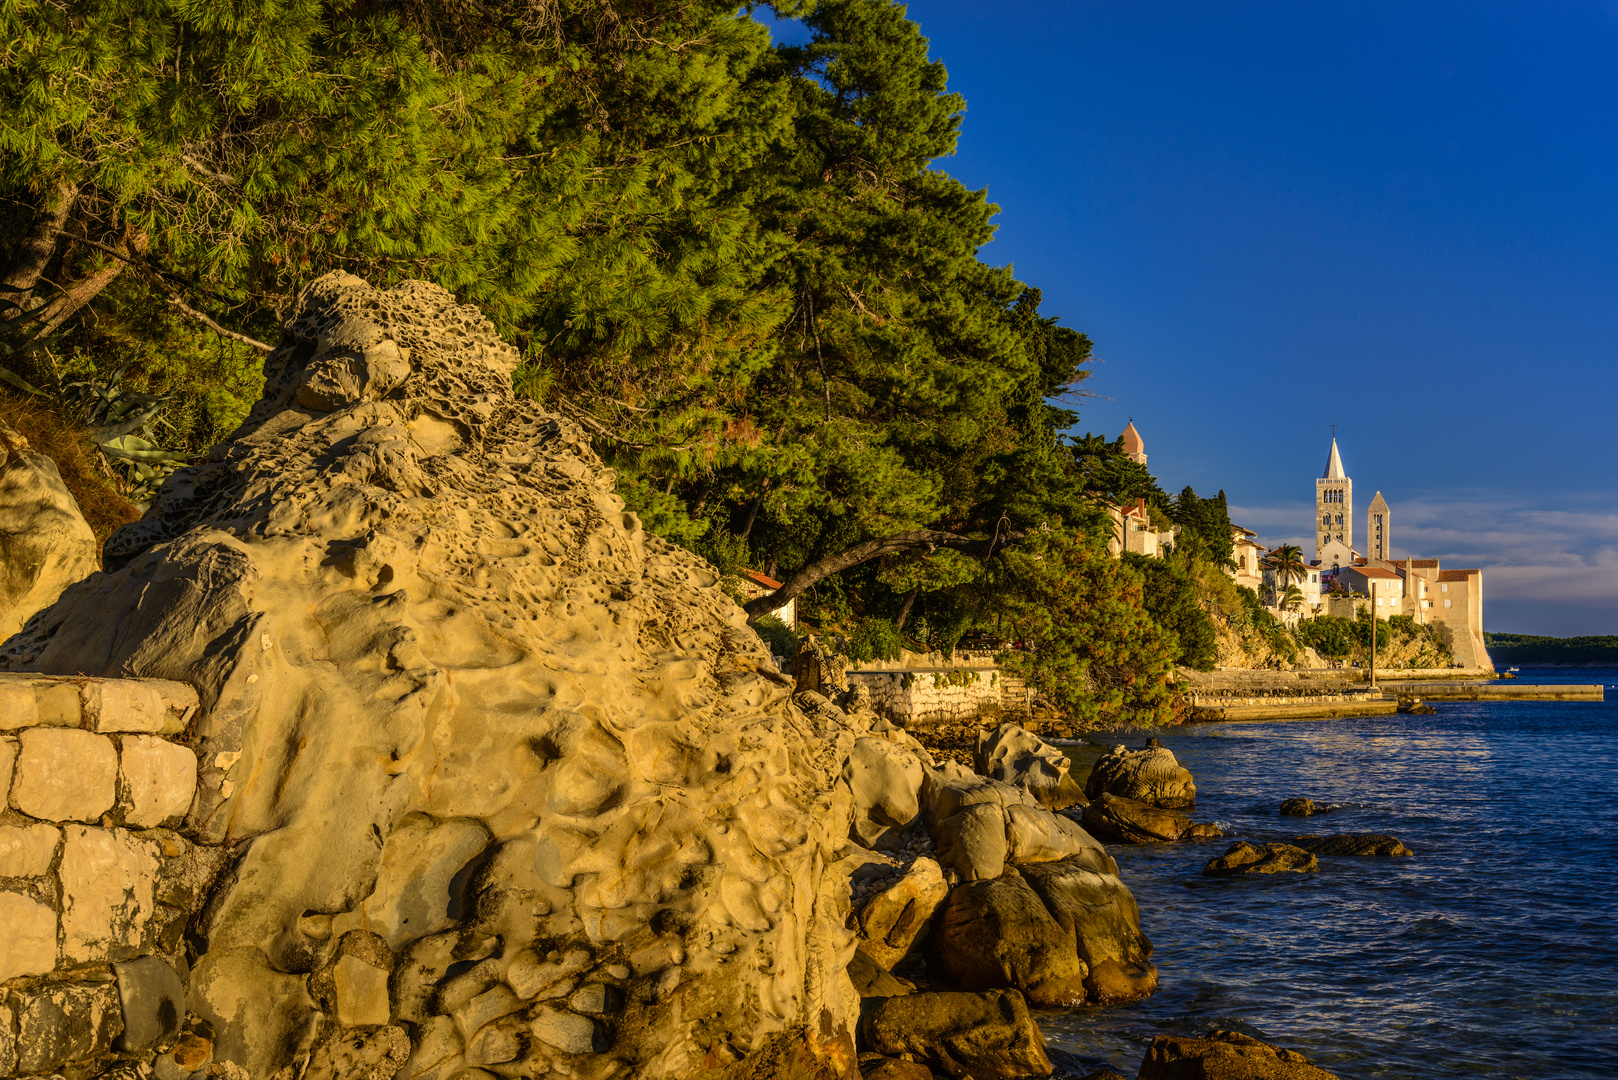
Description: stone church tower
xmin=1315 ymin=437 xmax=1353 ymax=566
xmin=1368 ymin=491 xmax=1391 ymax=561
xmin=1121 ymin=420 xmax=1146 ymax=465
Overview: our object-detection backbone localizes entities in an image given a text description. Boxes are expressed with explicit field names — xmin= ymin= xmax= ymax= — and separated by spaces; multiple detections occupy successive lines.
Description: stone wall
xmin=847 ymin=667 xmax=1003 ymax=727
xmin=0 ymin=673 xmax=218 ymax=1075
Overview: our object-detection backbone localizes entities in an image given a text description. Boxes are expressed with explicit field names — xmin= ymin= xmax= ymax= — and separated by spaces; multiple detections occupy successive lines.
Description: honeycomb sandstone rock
xmin=2 ymin=274 xmax=859 ymax=1078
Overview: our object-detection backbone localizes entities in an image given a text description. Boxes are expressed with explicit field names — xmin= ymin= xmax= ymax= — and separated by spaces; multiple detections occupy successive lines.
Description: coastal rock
xmin=1203 ymin=842 xmax=1319 ymax=877
xmin=1085 ymin=744 xmax=1197 ymax=809
xmin=844 ymin=735 xmax=926 ymax=847
xmin=1 ymin=275 xmax=859 ymax=1079
xmin=0 ymin=419 xmax=99 ymax=642
xmin=923 ymin=766 xmax=1116 ymax=882
xmin=1397 ymin=696 xmax=1436 ymax=715
xmin=1080 ymin=792 xmax=1222 ymax=844
xmin=974 ymin=723 xmax=1086 ymax=810
xmin=857 ymin=1054 xmax=933 ymax=1080
xmin=927 ymin=858 xmax=1156 ymax=1006
xmin=852 ymin=856 xmax=949 ymax=970
xmin=1291 ymin=834 xmax=1413 ymax=857
xmin=848 ymin=949 xmax=914 ymax=999
xmin=1138 ymin=1030 xmax=1340 ymax=1079
xmin=1278 ymin=798 xmax=1317 ymax=817
xmin=859 ymin=990 xmax=1053 ymax=1080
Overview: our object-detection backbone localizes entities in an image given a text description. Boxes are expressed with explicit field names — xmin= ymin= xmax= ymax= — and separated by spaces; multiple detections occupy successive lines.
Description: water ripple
xmin=1043 ymin=668 xmax=1618 ymax=1079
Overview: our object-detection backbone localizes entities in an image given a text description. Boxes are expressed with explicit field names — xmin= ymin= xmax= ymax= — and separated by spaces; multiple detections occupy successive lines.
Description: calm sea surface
xmin=1041 ymin=668 xmax=1618 ymax=1080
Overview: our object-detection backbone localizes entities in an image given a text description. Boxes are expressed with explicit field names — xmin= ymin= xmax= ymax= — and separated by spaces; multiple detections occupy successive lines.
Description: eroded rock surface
xmin=1079 ymin=792 xmax=1222 ymax=845
xmin=1138 ymin=1030 xmax=1341 ymax=1079
xmin=1085 ymin=744 xmax=1197 ymax=809
xmin=859 ymin=990 xmax=1052 ymax=1080
xmin=1278 ymin=798 xmax=1317 ymax=817
xmin=1291 ymin=834 xmax=1413 ymax=857
xmin=0 ymin=420 xmax=99 ymax=642
xmin=1203 ymin=843 xmax=1319 ymax=877
xmin=973 ymin=724 xmax=1086 ymax=810
xmin=2 ymin=275 xmax=859 ymax=1078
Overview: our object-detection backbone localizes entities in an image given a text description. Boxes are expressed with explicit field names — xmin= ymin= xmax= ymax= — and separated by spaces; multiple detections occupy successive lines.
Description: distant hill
xmin=1485 ymin=633 xmax=1618 ymax=666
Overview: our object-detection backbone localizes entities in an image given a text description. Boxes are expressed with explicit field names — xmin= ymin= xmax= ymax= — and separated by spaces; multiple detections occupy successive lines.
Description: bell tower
xmin=1315 ymin=436 xmax=1353 ymax=565
xmin=1367 ymin=491 xmax=1391 ymax=561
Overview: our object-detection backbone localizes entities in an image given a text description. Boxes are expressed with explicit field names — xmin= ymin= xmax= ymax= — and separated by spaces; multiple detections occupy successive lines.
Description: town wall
xmin=0 ymin=673 xmax=220 ymax=1075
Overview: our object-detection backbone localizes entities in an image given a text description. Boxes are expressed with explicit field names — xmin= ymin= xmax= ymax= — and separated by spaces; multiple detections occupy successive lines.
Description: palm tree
xmin=1267 ymin=544 xmax=1307 ymax=609
xmin=1282 ymin=584 xmax=1305 ymax=612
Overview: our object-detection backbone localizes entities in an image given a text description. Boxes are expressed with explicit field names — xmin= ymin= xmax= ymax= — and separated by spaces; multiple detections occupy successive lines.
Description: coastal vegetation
xmin=1484 ymin=633 xmax=1618 ymax=667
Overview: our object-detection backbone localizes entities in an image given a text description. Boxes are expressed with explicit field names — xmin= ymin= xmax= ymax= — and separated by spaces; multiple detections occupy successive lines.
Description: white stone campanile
xmin=1315 ymin=438 xmax=1353 ymax=566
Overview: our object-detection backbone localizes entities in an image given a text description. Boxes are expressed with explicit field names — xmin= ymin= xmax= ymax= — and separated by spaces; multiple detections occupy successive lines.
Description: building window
xmin=1441 ymin=583 xmax=1449 ymax=592
xmin=1444 ymin=598 xmax=1452 ymax=609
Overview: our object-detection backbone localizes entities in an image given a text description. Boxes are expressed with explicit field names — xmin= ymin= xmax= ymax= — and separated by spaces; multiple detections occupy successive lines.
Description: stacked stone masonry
xmin=0 ymin=673 xmax=210 ymax=1075
xmin=846 ymin=667 xmax=1005 ymax=726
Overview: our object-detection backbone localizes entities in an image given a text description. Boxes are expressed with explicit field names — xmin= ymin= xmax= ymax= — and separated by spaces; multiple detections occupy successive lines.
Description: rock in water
xmin=1 ymin=275 xmax=859 ymax=1078
xmin=1291 ymin=834 xmax=1413 ymax=857
xmin=974 ymin=723 xmax=1087 ymax=810
xmin=1138 ymin=1030 xmax=1341 ymax=1079
xmin=1203 ymin=842 xmax=1319 ymax=877
xmin=860 ymin=990 xmax=1053 ymax=1080
xmin=1080 ymin=792 xmax=1222 ymax=844
xmin=0 ymin=419 xmax=98 ymax=641
xmin=1279 ymin=798 xmax=1317 ymax=817
xmin=1085 ymin=744 xmax=1197 ymax=808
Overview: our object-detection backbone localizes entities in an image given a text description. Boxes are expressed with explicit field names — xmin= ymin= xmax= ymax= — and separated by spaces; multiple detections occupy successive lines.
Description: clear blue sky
xmin=762 ymin=1 xmax=1618 ymax=636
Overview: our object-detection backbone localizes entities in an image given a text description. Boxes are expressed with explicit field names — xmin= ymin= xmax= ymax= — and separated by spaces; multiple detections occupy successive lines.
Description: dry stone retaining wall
xmin=0 ymin=673 xmax=218 ymax=1075
xmin=847 ymin=667 xmax=1003 ymax=727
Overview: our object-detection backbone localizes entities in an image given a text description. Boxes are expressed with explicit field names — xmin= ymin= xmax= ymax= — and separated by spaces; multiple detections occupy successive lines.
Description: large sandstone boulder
xmin=1138 ymin=1030 xmax=1340 ymax=1079
xmin=1085 ymin=744 xmax=1197 ymax=808
xmin=923 ymin=766 xmax=1115 ymax=882
xmin=1 ymin=276 xmax=860 ymax=1079
xmin=859 ymin=990 xmax=1052 ymax=1080
xmin=0 ymin=419 xmax=98 ymax=641
xmin=926 ymin=858 xmax=1156 ymax=1007
xmin=1081 ymin=792 xmax=1222 ymax=844
xmin=844 ymin=735 xmax=926 ymax=847
xmin=973 ymin=723 xmax=1086 ymax=810
xmin=852 ymin=856 xmax=948 ymax=970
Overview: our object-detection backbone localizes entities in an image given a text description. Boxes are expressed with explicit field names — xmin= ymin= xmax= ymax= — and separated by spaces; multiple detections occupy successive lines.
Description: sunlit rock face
xmin=3 ymin=273 xmax=859 ymax=1079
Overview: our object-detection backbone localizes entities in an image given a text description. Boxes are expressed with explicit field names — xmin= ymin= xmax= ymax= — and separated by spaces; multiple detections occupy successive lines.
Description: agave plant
xmin=60 ymin=365 xmax=193 ymax=509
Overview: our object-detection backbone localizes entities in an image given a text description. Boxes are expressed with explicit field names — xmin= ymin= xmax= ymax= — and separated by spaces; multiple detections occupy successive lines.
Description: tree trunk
xmin=894 ymin=585 xmax=920 ymax=632
xmin=742 ymin=528 xmax=1018 ymax=618
xmin=740 ymin=491 xmax=762 ymax=539
xmin=30 ymin=230 xmax=147 ymax=339
xmin=1 ymin=180 xmax=78 ymax=313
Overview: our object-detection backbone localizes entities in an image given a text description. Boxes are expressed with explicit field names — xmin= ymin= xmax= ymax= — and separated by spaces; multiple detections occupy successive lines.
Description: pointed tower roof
xmin=1121 ymin=421 xmax=1145 ymax=456
xmin=1322 ymin=438 xmax=1347 ymax=479
xmin=1368 ymin=491 xmax=1389 ymax=511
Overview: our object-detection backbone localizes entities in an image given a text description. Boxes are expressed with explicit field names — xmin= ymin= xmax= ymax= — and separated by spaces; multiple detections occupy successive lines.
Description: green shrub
xmin=749 ymin=615 xmax=798 ymax=660
xmin=1296 ymin=616 xmax=1354 ymax=659
xmin=847 ymin=617 xmax=903 ymax=664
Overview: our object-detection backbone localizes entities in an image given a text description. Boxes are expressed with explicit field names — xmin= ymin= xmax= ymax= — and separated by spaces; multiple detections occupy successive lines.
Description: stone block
xmin=334 ymin=952 xmax=392 ymax=1028
xmin=0 ymin=678 xmax=39 ymax=729
xmin=0 ymin=891 xmax=57 ymax=981
xmin=114 ymin=955 xmax=187 ymax=1052
xmin=530 ymin=1006 xmax=599 ymax=1055
xmin=84 ymin=679 xmax=168 ymax=734
xmin=331 ymin=813 xmax=491 ymax=950
xmin=9 ymin=980 xmax=124 ymax=1074
xmin=118 ymin=736 xmax=198 ymax=828
xmin=0 ymin=1002 xmax=14 ymax=1077
xmin=0 ymin=737 xmax=13 ymax=803
xmin=0 ymin=823 xmax=58 ymax=877
xmin=59 ymin=826 xmax=161 ymax=963
xmin=33 ymin=680 xmax=82 ymax=727
xmin=11 ymin=727 xmax=118 ymax=821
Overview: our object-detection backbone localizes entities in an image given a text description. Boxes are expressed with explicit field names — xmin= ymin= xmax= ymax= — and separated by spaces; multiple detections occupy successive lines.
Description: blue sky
xmin=760 ymin=1 xmax=1618 ymax=636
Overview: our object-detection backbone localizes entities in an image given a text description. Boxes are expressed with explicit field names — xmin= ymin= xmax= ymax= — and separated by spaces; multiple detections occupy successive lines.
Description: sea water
xmin=1042 ymin=668 xmax=1618 ymax=1079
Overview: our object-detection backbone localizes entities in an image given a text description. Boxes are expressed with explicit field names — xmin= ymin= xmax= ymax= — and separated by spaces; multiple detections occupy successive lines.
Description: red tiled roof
xmin=1347 ymin=566 xmax=1401 ymax=579
xmin=744 ymin=569 xmax=783 ymax=590
xmin=1437 ymin=569 xmax=1479 ymax=582
xmin=1405 ymin=559 xmax=1440 ymax=568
